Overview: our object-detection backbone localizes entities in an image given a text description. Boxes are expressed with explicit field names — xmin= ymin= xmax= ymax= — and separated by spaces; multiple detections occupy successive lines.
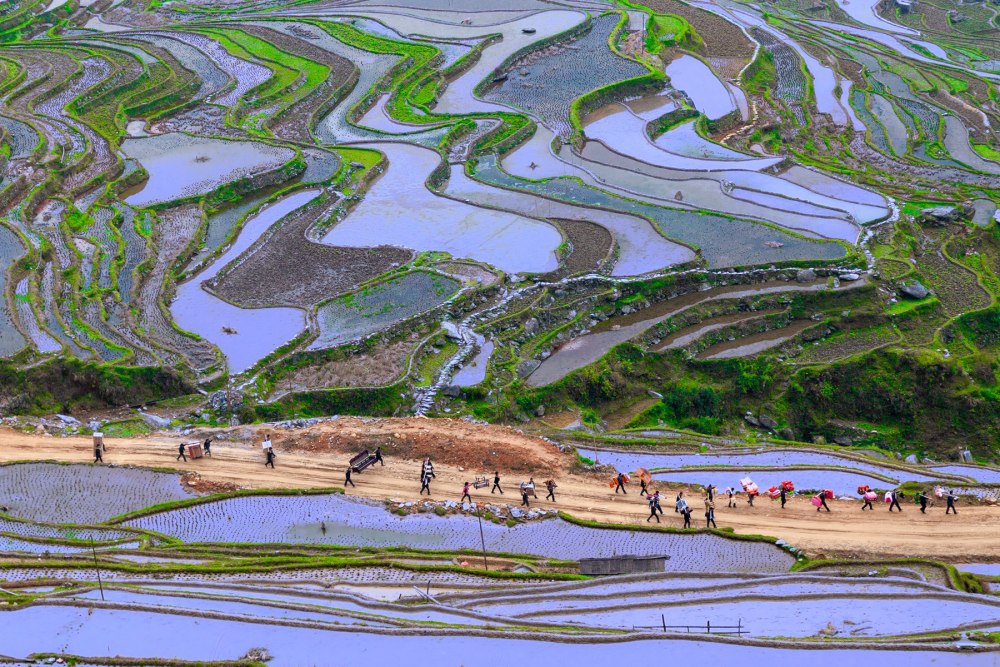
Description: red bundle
xmin=780 ymin=480 xmax=795 ymax=491
xmin=823 ymin=489 xmax=834 ymax=499
xmin=857 ymin=484 xmax=870 ymax=495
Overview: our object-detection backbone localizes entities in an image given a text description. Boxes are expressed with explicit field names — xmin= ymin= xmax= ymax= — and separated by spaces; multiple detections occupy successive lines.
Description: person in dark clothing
xmin=614 ymin=473 xmax=627 ymax=494
xmin=889 ymin=490 xmax=903 ymax=512
xmin=461 ymin=482 xmax=472 ymax=503
xmin=917 ymin=491 xmax=928 ymax=513
xmin=545 ymin=480 xmax=556 ymax=502
xmin=265 ymin=449 xmax=275 ymax=468
xmin=653 ymin=491 xmax=663 ymax=515
xmin=705 ymin=503 xmax=717 ymax=528
xmin=420 ymin=472 xmax=432 ymax=495
xmin=682 ymin=507 xmax=692 ymax=529
xmin=747 ymin=492 xmax=754 ymax=507
xmin=93 ymin=442 xmax=104 ymax=464
xmin=946 ymin=490 xmax=958 ymax=514
xmin=640 ymin=478 xmax=648 ymax=496
xmin=816 ymin=493 xmax=830 ymax=512
xmin=345 ymin=467 xmax=355 ymax=488
xmin=491 ymin=471 xmax=503 ymax=495
xmin=176 ymin=442 xmax=187 ymax=462
xmin=861 ymin=494 xmax=874 ymax=511
xmin=706 ymin=485 xmax=715 ymax=503
xmin=521 ymin=486 xmax=530 ymax=508
xmin=647 ymin=495 xmax=660 ymax=523
xmin=374 ymin=447 xmax=384 ymax=466
xmin=203 ymin=438 xmax=212 ymax=457
xmin=780 ymin=487 xmax=787 ymax=509
xmin=726 ymin=487 xmax=735 ymax=508
xmin=675 ymin=491 xmax=684 ymax=512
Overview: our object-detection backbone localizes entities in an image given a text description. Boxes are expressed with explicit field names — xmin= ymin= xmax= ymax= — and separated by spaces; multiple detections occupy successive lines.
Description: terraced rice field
xmin=0 ymin=463 xmax=193 ymax=524
xmin=2 ymin=0 xmax=1000 ymax=659
xmin=309 ymin=271 xmax=460 ymax=350
xmin=125 ymin=492 xmax=792 ymax=571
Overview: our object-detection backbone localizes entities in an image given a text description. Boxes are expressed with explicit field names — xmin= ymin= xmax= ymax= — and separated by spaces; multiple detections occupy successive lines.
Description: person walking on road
xmin=419 ymin=472 xmax=432 ymax=496
xmin=889 ymin=489 xmax=903 ymax=512
xmin=726 ymin=487 xmax=735 ymax=508
xmin=491 ymin=471 xmax=503 ymax=495
xmin=521 ymin=485 xmax=531 ymax=508
xmin=265 ymin=448 xmax=275 ymax=469
xmin=262 ymin=436 xmax=272 ymax=456
xmin=653 ymin=490 xmax=663 ymax=515
xmin=461 ymin=481 xmax=472 ymax=503
xmin=614 ymin=472 xmax=627 ymax=494
xmin=374 ymin=446 xmax=384 ymax=466
xmin=780 ymin=486 xmax=787 ymax=509
xmin=706 ymin=485 xmax=715 ymax=503
xmin=647 ymin=493 xmax=660 ymax=523
xmin=640 ymin=478 xmax=648 ymax=496
xmin=917 ymin=491 xmax=928 ymax=514
xmin=705 ymin=501 xmax=717 ymax=528
xmin=675 ymin=491 xmax=684 ymax=512
xmin=861 ymin=493 xmax=874 ymax=511
xmin=946 ymin=490 xmax=959 ymax=514
xmin=682 ymin=506 xmax=692 ymax=529
xmin=93 ymin=440 xmax=104 ymax=464
xmin=345 ymin=467 xmax=355 ymax=488
xmin=545 ymin=479 xmax=557 ymax=502
xmin=203 ymin=437 xmax=212 ymax=457
xmin=176 ymin=442 xmax=187 ymax=462
xmin=422 ymin=457 xmax=435 ymax=481
xmin=815 ymin=492 xmax=831 ymax=512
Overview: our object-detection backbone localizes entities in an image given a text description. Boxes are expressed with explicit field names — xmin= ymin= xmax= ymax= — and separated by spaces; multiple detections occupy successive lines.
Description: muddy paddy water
xmin=121 ymin=134 xmax=295 ymax=207
xmin=321 ymin=143 xmax=561 ymax=273
xmin=172 ymin=189 xmax=319 ymax=373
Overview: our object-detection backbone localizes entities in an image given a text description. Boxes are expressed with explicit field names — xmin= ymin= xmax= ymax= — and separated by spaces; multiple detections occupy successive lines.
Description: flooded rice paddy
xmin=529 ymin=281 xmax=858 ymax=387
xmin=122 ymin=134 xmax=295 ymax=207
xmin=0 ymin=463 xmax=192 ymax=524
xmin=172 ymin=189 xmax=318 ymax=373
xmin=309 ymin=271 xmax=460 ymax=350
xmin=126 ymin=493 xmax=793 ymax=572
xmin=321 ymin=143 xmax=561 ymax=273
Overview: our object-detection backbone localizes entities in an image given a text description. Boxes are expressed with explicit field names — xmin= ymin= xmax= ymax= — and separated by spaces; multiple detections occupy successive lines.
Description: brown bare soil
xmin=278 ymin=333 xmax=420 ymax=393
xmin=644 ymin=0 xmax=755 ymax=61
xmin=2 ymin=420 xmax=999 ymax=561
xmin=544 ymin=218 xmax=614 ymax=279
xmin=210 ymin=194 xmax=412 ymax=308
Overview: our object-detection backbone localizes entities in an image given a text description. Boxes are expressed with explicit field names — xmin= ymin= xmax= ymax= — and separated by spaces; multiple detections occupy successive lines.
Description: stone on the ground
xmin=899 ymin=282 xmax=930 ymax=300
xmin=796 ymin=268 xmax=817 ymax=282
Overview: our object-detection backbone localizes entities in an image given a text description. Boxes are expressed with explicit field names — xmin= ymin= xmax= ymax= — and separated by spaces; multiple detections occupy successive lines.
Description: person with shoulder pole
xmin=946 ymin=490 xmax=959 ymax=514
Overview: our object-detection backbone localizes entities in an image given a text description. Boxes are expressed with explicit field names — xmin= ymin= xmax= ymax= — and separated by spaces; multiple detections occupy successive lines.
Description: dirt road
xmin=2 ymin=421 xmax=998 ymax=561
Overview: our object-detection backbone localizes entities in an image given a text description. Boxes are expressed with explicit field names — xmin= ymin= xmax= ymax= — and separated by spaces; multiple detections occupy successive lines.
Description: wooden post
xmin=91 ymin=540 xmax=104 ymax=602
xmin=706 ymin=620 xmax=711 ymax=634
xmin=661 ymin=614 xmax=666 ymax=632
xmin=476 ymin=503 xmax=488 ymax=571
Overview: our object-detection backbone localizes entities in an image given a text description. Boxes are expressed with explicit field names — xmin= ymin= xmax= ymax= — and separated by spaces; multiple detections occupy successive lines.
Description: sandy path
xmin=1 ymin=426 xmax=998 ymax=561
